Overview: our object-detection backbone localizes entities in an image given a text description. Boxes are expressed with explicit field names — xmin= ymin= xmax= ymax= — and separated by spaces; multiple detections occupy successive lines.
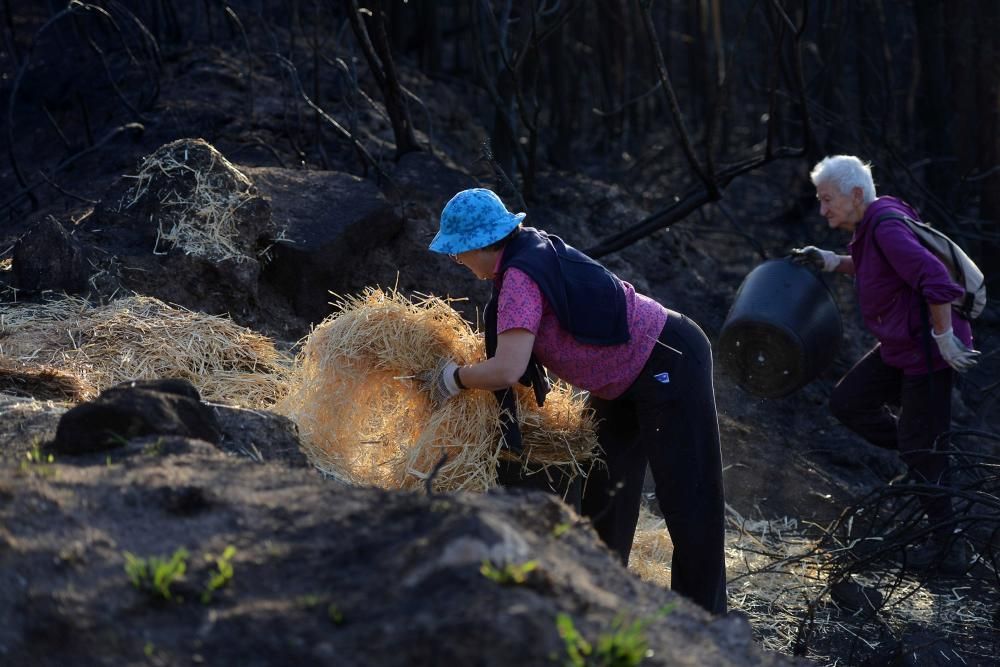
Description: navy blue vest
xmin=485 ymin=226 xmax=630 ymax=453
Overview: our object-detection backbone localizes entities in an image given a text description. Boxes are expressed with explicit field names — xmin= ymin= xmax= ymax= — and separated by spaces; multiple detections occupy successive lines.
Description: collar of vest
xmin=494 ymin=227 xmax=630 ymax=347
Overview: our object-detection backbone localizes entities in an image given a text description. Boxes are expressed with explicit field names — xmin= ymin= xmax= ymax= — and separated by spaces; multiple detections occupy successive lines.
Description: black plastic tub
xmin=719 ymin=258 xmax=843 ymax=398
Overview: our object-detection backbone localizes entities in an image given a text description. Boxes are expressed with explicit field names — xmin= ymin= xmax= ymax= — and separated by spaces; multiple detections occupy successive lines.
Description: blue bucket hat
xmin=428 ymin=188 xmax=526 ymax=254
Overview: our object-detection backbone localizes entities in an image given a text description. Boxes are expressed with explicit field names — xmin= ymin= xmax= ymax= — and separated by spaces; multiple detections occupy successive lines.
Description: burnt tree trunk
xmin=595 ymin=0 xmax=627 ymax=149
xmin=913 ymin=0 xmax=957 ymax=198
xmin=973 ymin=0 xmax=1000 ymax=267
xmin=349 ymin=0 xmax=421 ymax=160
xmin=545 ymin=17 xmax=573 ymax=168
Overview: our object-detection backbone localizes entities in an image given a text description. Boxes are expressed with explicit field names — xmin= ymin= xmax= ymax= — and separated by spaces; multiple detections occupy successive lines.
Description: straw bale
xmin=274 ymin=287 xmax=599 ymax=492
xmin=0 ymin=296 xmax=292 ymax=408
xmin=117 ymin=138 xmax=261 ymax=262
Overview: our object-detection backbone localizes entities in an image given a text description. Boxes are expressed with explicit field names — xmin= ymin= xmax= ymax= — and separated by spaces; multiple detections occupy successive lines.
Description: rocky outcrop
xmin=12 ymin=216 xmax=90 ymax=294
xmin=248 ymin=167 xmax=403 ymax=324
xmin=211 ymin=403 xmax=308 ymax=467
xmin=49 ymin=379 xmax=221 ymax=455
xmin=0 ymin=388 xmax=304 ymax=468
xmin=82 ymin=138 xmax=276 ymax=322
xmin=0 ymin=425 xmax=797 ymax=666
xmin=389 ymin=150 xmax=477 ymax=211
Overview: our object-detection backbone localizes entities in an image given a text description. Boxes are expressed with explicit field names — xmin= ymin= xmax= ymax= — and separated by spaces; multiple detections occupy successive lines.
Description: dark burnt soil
xmin=1 ymin=23 xmax=998 ymax=667
xmin=0 ymin=404 xmax=792 ymax=667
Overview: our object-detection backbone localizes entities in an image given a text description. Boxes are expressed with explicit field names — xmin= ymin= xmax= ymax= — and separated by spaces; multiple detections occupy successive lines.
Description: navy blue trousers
xmin=830 ymin=345 xmax=954 ymax=535
xmin=581 ymin=312 xmax=728 ymax=615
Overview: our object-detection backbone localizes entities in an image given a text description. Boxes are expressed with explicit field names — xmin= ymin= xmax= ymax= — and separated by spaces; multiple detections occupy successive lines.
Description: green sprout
xmin=555 ymin=604 xmax=676 ymax=667
xmin=327 ymin=603 xmax=345 ymax=625
xmin=201 ymin=545 xmax=236 ymax=603
xmin=480 ymin=559 xmax=539 ymax=585
xmin=296 ymin=594 xmax=323 ymax=608
xmin=294 ymin=594 xmax=345 ymax=625
xmin=24 ymin=445 xmax=54 ymax=464
xmin=552 ymin=522 xmax=571 ymax=538
xmin=429 ymin=499 xmax=453 ymax=512
xmin=143 ymin=438 xmax=166 ymax=457
xmin=556 ymin=613 xmax=592 ymax=667
xmin=20 ymin=444 xmax=56 ymax=477
xmin=593 ymin=616 xmax=650 ymax=667
xmin=124 ymin=548 xmax=189 ymax=601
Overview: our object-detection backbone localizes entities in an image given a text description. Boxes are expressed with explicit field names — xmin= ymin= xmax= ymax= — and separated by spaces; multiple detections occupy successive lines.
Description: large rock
xmin=211 ymin=403 xmax=308 ymax=468
xmin=12 ymin=216 xmax=90 ymax=294
xmin=0 ymin=388 xmax=307 ymax=468
xmin=248 ymin=167 xmax=402 ymax=323
xmin=87 ymin=138 xmax=275 ymax=322
xmin=389 ymin=150 xmax=477 ymax=210
xmin=49 ymin=379 xmax=221 ymax=455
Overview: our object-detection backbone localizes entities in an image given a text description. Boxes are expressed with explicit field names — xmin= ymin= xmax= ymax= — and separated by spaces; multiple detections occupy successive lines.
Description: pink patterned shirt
xmin=496 ymin=267 xmax=668 ymax=399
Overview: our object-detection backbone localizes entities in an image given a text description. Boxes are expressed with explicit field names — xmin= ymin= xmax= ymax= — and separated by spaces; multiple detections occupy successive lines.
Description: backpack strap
xmin=869 ymin=214 xmax=937 ymax=376
xmin=869 ymin=213 xmax=902 ymax=265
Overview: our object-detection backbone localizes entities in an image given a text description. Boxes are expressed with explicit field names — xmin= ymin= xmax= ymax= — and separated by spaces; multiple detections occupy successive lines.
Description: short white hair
xmin=809 ymin=155 xmax=877 ymax=204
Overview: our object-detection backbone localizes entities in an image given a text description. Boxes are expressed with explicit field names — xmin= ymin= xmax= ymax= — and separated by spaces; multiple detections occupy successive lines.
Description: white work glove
xmin=791 ymin=246 xmax=840 ymax=272
xmin=932 ymin=328 xmax=980 ymax=372
xmin=417 ymin=359 xmax=464 ymax=405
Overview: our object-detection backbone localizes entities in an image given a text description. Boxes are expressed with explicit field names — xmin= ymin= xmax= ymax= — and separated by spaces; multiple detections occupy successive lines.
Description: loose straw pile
xmin=0 ymin=296 xmax=292 ymax=408
xmin=0 ymin=357 xmax=95 ymax=403
xmin=274 ymin=287 xmax=599 ymax=492
xmin=116 ymin=138 xmax=261 ymax=262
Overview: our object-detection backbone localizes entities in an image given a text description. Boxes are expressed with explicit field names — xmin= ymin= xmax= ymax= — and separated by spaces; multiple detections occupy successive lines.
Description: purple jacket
xmin=849 ymin=196 xmax=973 ymax=375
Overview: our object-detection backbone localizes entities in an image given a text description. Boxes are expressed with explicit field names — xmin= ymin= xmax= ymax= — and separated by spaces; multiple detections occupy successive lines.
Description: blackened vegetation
xmin=734 ymin=429 xmax=1000 ymax=661
xmin=0 ymin=2 xmax=998 ymax=664
xmin=4 ymin=3 xmax=997 ymax=257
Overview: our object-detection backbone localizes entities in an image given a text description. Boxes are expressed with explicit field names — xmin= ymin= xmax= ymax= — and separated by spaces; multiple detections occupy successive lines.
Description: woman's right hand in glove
xmin=416 ymin=359 xmax=465 ymax=406
xmin=791 ymin=246 xmax=841 ymax=272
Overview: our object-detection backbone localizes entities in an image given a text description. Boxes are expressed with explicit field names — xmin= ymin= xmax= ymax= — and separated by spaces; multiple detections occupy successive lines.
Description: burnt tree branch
xmin=347 ymin=0 xmax=421 ymax=158
xmin=272 ymin=53 xmax=393 ymax=188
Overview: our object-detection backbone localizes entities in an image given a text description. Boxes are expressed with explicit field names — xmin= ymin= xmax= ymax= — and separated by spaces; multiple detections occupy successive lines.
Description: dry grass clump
xmin=0 ymin=357 xmax=96 ymax=403
xmin=627 ymin=506 xmax=675 ymax=588
xmin=0 ymin=295 xmax=291 ymax=408
xmin=274 ymin=287 xmax=599 ymax=492
xmin=117 ymin=138 xmax=261 ymax=262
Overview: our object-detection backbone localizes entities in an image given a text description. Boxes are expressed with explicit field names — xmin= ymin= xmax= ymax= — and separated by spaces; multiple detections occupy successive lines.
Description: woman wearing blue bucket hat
xmin=423 ymin=187 xmax=728 ymax=615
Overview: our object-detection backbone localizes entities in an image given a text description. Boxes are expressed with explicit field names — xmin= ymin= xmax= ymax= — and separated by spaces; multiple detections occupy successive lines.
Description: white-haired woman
xmin=793 ymin=155 xmax=978 ymax=572
xmin=422 ymin=188 xmax=728 ymax=614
